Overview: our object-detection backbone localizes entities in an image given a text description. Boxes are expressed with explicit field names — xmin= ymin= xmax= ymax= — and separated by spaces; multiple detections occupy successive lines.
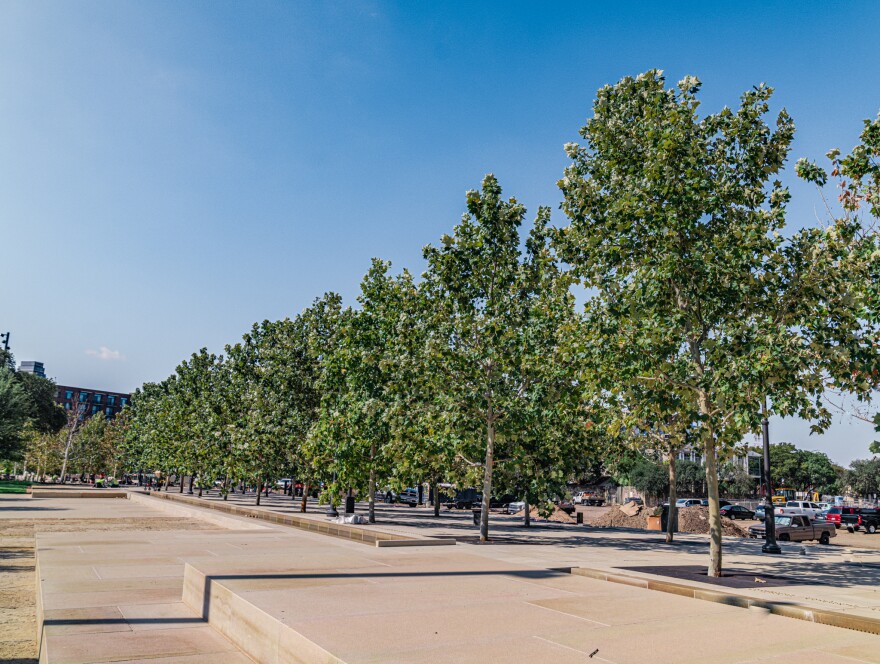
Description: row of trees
xmin=107 ymin=72 xmax=880 ymax=576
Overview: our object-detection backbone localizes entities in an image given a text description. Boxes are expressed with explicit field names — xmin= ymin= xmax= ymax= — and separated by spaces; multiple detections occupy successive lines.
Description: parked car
xmin=507 ymin=501 xmax=526 ymax=514
xmin=776 ymin=501 xmax=824 ymax=519
xmin=699 ymin=499 xmax=731 ymax=508
xmin=843 ymin=508 xmax=880 ymax=534
xmin=677 ymin=498 xmax=703 ymax=508
xmin=720 ymin=504 xmax=755 ymax=520
xmin=748 ymin=515 xmax=836 ymax=544
xmin=623 ymin=497 xmax=643 ymax=506
xmin=824 ymin=506 xmax=857 ymax=529
xmin=816 ymin=502 xmax=831 ymax=511
xmin=556 ymin=499 xmax=576 ymax=515
xmin=398 ymin=488 xmax=419 ymax=506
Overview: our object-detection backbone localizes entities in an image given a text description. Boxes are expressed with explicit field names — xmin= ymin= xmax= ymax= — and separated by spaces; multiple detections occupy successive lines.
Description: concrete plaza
xmin=8 ymin=490 xmax=880 ymax=663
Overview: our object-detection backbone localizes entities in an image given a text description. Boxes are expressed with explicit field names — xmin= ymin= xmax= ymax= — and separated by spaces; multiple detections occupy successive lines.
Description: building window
xmin=91 ymin=405 xmax=98 ymax=415
xmin=120 ymin=397 xmax=128 ymax=406
xmin=65 ymin=402 xmax=71 ymax=410
xmin=107 ymin=395 xmax=116 ymax=406
xmin=105 ymin=407 xmax=113 ymax=416
xmin=94 ymin=394 xmax=103 ymax=404
xmin=80 ymin=392 xmax=89 ymax=402
xmin=65 ymin=390 xmax=73 ymax=400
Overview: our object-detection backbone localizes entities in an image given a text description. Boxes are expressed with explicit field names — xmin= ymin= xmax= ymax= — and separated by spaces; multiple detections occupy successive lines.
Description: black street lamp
xmin=761 ymin=397 xmax=781 ymax=554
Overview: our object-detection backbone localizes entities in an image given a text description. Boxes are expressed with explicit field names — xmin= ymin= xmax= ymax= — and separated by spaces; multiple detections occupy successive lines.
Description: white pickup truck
xmin=775 ymin=501 xmax=824 ymax=519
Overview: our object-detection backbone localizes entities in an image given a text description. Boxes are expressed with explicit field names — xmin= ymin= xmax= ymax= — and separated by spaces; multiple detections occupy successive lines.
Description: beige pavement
xmin=8 ymin=491 xmax=880 ymax=663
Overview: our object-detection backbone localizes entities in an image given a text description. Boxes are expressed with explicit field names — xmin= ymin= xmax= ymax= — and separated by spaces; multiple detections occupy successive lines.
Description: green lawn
xmin=0 ymin=479 xmax=31 ymax=494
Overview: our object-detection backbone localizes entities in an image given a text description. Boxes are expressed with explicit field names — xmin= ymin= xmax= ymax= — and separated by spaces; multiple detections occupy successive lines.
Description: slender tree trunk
xmin=256 ymin=479 xmax=262 ymax=506
xmin=198 ymin=472 xmax=203 ymax=497
xmin=59 ymin=419 xmax=81 ymax=484
xmin=479 ymin=408 xmax=495 ymax=542
xmin=179 ymin=474 xmax=185 ymax=493
xmin=223 ymin=474 xmax=229 ymax=501
xmin=368 ymin=465 xmax=376 ymax=524
xmin=301 ymin=482 xmax=309 ymax=512
xmin=666 ymin=450 xmax=677 ymax=544
xmin=697 ymin=389 xmax=722 ymax=577
xmin=433 ymin=478 xmax=440 ymax=517
xmin=164 ymin=472 xmax=171 ymax=491
xmin=523 ymin=492 xmax=530 ymax=528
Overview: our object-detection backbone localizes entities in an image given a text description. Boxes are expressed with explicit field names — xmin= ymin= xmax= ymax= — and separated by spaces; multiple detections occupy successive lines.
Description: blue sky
xmin=1 ymin=1 xmax=878 ymax=463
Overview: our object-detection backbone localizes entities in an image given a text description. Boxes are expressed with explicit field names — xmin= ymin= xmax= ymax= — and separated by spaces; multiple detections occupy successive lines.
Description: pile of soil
xmin=527 ymin=505 xmax=576 ymax=524
xmin=677 ymin=506 xmax=749 ymax=537
xmin=592 ymin=504 xmax=648 ymax=529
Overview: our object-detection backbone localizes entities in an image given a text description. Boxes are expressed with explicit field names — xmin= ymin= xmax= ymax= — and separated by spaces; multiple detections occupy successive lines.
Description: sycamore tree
xmin=421 ymin=174 xmax=579 ymax=541
xmin=309 ymin=261 xmax=417 ymax=523
xmin=798 ymin=112 xmax=880 ymax=437
xmin=554 ymin=71 xmax=879 ymax=576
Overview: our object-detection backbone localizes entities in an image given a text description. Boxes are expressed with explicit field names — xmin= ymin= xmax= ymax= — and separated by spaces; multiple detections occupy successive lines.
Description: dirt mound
xmin=677 ymin=506 xmax=749 ymax=537
xmin=528 ymin=506 xmax=576 ymax=524
xmin=592 ymin=504 xmax=648 ymax=529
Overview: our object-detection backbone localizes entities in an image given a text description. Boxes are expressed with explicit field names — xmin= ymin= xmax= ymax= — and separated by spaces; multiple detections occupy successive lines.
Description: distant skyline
xmin=2 ymin=1 xmax=878 ymax=463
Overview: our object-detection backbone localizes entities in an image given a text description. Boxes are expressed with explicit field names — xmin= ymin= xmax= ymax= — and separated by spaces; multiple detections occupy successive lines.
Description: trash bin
xmin=472 ymin=508 xmax=481 ymax=526
xmin=576 ymin=511 xmax=584 ymax=525
xmin=345 ymin=496 xmax=356 ymax=515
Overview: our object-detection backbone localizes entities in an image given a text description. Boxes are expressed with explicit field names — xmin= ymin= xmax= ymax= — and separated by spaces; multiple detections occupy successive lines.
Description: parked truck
xmin=842 ymin=508 xmax=880 ymax=534
xmin=748 ymin=514 xmax=836 ymax=544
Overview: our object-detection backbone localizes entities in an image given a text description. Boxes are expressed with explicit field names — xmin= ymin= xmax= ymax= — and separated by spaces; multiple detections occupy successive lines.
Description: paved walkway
xmin=11 ymin=490 xmax=880 ymax=663
xmin=164 ymin=489 xmax=880 ymax=622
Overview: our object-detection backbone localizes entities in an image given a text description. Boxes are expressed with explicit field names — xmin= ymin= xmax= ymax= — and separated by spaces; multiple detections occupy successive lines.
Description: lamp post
xmin=761 ymin=396 xmax=781 ymax=554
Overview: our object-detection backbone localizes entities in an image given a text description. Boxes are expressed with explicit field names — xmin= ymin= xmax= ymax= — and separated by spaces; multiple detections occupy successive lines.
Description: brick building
xmin=55 ymin=385 xmax=131 ymax=419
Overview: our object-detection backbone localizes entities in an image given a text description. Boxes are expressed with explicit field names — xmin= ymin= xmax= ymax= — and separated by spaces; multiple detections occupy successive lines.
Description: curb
xmin=571 ymin=567 xmax=880 ymax=635
xmin=142 ymin=490 xmax=454 ymax=548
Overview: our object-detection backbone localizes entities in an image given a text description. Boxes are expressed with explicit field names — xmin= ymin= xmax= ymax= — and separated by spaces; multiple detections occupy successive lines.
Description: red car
xmin=824 ymin=506 xmax=858 ymax=529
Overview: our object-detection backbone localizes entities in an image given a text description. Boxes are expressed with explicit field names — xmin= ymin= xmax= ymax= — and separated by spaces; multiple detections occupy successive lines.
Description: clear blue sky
xmin=1 ymin=1 xmax=878 ymax=463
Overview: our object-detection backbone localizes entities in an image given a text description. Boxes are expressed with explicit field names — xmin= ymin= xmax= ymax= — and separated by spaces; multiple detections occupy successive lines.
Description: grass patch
xmin=0 ymin=479 xmax=31 ymax=494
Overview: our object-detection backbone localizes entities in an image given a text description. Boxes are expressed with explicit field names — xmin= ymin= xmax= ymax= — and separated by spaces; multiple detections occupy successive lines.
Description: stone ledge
xmin=571 ymin=566 xmax=880 ymax=635
xmin=182 ymin=563 xmax=343 ymax=664
xmin=143 ymin=490 xmax=454 ymax=548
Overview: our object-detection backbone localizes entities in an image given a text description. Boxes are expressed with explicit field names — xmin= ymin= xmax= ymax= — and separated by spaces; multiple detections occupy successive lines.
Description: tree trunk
xmin=301 ymin=482 xmax=309 ymax=512
xmin=479 ymin=410 xmax=495 ymax=542
xmin=256 ymin=479 xmax=262 ymax=506
xmin=179 ymin=474 xmax=185 ymax=493
xmin=198 ymin=474 xmax=203 ymax=497
xmin=59 ymin=419 xmax=80 ymax=484
xmin=368 ymin=465 xmax=376 ymax=524
xmin=188 ymin=475 xmax=194 ymax=494
xmin=163 ymin=473 xmax=171 ymax=491
xmin=698 ymin=390 xmax=722 ymax=577
xmin=666 ymin=450 xmax=677 ymax=544
xmin=433 ymin=478 xmax=440 ymax=517
xmin=523 ymin=492 xmax=530 ymax=528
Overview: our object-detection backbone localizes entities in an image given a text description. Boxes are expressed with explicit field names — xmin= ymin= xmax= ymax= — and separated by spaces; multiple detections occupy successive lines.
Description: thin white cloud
xmin=85 ymin=346 xmax=125 ymax=361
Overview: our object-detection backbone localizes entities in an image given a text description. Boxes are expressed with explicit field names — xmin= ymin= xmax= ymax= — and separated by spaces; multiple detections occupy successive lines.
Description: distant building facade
xmin=54 ymin=385 xmax=131 ymax=419
xmin=19 ymin=361 xmax=46 ymax=378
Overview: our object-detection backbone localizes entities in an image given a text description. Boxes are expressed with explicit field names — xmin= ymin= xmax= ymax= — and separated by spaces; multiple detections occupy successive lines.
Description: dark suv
xmin=824 ymin=506 xmax=858 ymax=529
xmin=844 ymin=508 xmax=880 ymax=534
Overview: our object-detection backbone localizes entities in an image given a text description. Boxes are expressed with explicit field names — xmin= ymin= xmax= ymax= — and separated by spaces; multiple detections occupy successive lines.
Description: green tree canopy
xmin=553 ymin=70 xmax=878 ymax=575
